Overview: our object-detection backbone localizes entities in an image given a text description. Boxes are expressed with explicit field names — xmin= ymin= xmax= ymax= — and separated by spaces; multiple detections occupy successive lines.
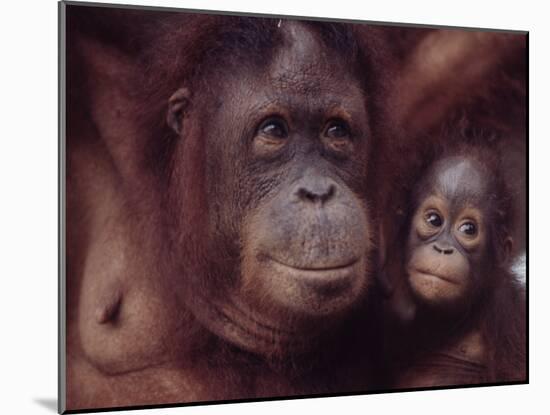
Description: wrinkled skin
xmin=167 ymin=22 xmax=374 ymax=356
xmin=406 ymin=156 xmax=491 ymax=312
xmin=380 ymin=151 xmax=525 ymax=389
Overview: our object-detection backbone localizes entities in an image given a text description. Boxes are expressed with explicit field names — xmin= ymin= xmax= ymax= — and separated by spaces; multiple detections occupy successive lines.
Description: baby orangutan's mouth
xmin=408 ymin=268 xmax=460 ymax=285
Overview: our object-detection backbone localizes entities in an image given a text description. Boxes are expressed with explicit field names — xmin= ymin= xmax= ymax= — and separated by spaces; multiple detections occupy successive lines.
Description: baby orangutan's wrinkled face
xmin=406 ymin=156 xmax=491 ymax=311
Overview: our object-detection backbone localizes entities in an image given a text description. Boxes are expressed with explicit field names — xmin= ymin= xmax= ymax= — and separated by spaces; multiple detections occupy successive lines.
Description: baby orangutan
xmin=380 ymin=145 xmax=526 ymax=388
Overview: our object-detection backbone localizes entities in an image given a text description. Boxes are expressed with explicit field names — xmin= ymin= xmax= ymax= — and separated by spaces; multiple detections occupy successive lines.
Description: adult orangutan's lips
xmin=265 ymin=256 xmax=363 ymax=296
xmin=409 ymin=268 xmax=460 ymax=285
xmin=268 ymin=257 xmax=360 ymax=273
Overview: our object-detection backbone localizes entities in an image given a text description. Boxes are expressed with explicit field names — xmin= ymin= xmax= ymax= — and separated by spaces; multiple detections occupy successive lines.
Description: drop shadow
xmin=34 ymin=398 xmax=57 ymax=412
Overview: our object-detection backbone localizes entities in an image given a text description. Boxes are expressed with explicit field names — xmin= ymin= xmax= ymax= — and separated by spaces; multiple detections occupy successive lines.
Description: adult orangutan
xmin=65 ymin=8 xmax=393 ymax=410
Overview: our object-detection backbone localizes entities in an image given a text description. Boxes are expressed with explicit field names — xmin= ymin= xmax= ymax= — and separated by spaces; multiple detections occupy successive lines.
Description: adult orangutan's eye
xmin=258 ymin=117 xmax=288 ymax=139
xmin=324 ymin=119 xmax=351 ymax=139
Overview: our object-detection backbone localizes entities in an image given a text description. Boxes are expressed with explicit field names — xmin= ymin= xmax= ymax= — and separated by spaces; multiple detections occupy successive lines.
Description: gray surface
xmin=58 ymin=2 xmax=66 ymax=414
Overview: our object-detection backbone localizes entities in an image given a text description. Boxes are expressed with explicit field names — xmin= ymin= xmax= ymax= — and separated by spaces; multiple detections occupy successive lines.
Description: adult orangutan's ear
xmin=167 ymin=87 xmax=191 ymax=135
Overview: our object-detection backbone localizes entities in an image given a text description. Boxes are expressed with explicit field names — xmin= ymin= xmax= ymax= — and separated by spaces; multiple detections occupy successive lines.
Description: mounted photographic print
xmin=59 ymin=1 xmax=528 ymax=412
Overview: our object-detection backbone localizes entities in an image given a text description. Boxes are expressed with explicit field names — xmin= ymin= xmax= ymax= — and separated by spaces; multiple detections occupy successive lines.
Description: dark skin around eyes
xmin=381 ymin=152 xmax=525 ymax=389
xmin=406 ymin=157 xmax=490 ymax=311
xmin=68 ymin=17 xmax=386 ymax=409
xmin=170 ymin=22 xmax=374 ymax=353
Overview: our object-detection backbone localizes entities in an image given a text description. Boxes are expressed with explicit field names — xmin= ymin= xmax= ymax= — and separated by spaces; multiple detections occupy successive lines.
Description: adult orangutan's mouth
xmin=268 ymin=256 xmax=360 ymax=273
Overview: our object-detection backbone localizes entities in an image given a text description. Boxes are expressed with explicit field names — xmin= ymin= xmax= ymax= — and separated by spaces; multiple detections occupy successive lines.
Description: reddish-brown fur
xmin=64 ymin=5 xmax=526 ymax=410
xmin=66 ymin=7 xmax=394 ymax=410
xmin=378 ymin=140 xmax=526 ymax=388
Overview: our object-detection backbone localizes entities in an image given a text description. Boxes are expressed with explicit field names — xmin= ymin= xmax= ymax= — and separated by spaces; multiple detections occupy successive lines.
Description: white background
xmin=0 ymin=0 xmax=545 ymax=414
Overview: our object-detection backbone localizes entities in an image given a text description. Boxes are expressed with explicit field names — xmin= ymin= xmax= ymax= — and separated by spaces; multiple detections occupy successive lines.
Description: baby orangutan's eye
xmin=458 ymin=221 xmax=477 ymax=236
xmin=425 ymin=211 xmax=443 ymax=227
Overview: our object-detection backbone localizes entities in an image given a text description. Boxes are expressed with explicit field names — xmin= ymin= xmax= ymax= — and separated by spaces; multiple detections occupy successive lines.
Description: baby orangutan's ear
xmin=376 ymin=222 xmax=393 ymax=296
xmin=502 ymin=236 xmax=514 ymax=266
xmin=377 ymin=219 xmax=417 ymax=323
xmin=387 ymin=275 xmax=417 ymax=323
